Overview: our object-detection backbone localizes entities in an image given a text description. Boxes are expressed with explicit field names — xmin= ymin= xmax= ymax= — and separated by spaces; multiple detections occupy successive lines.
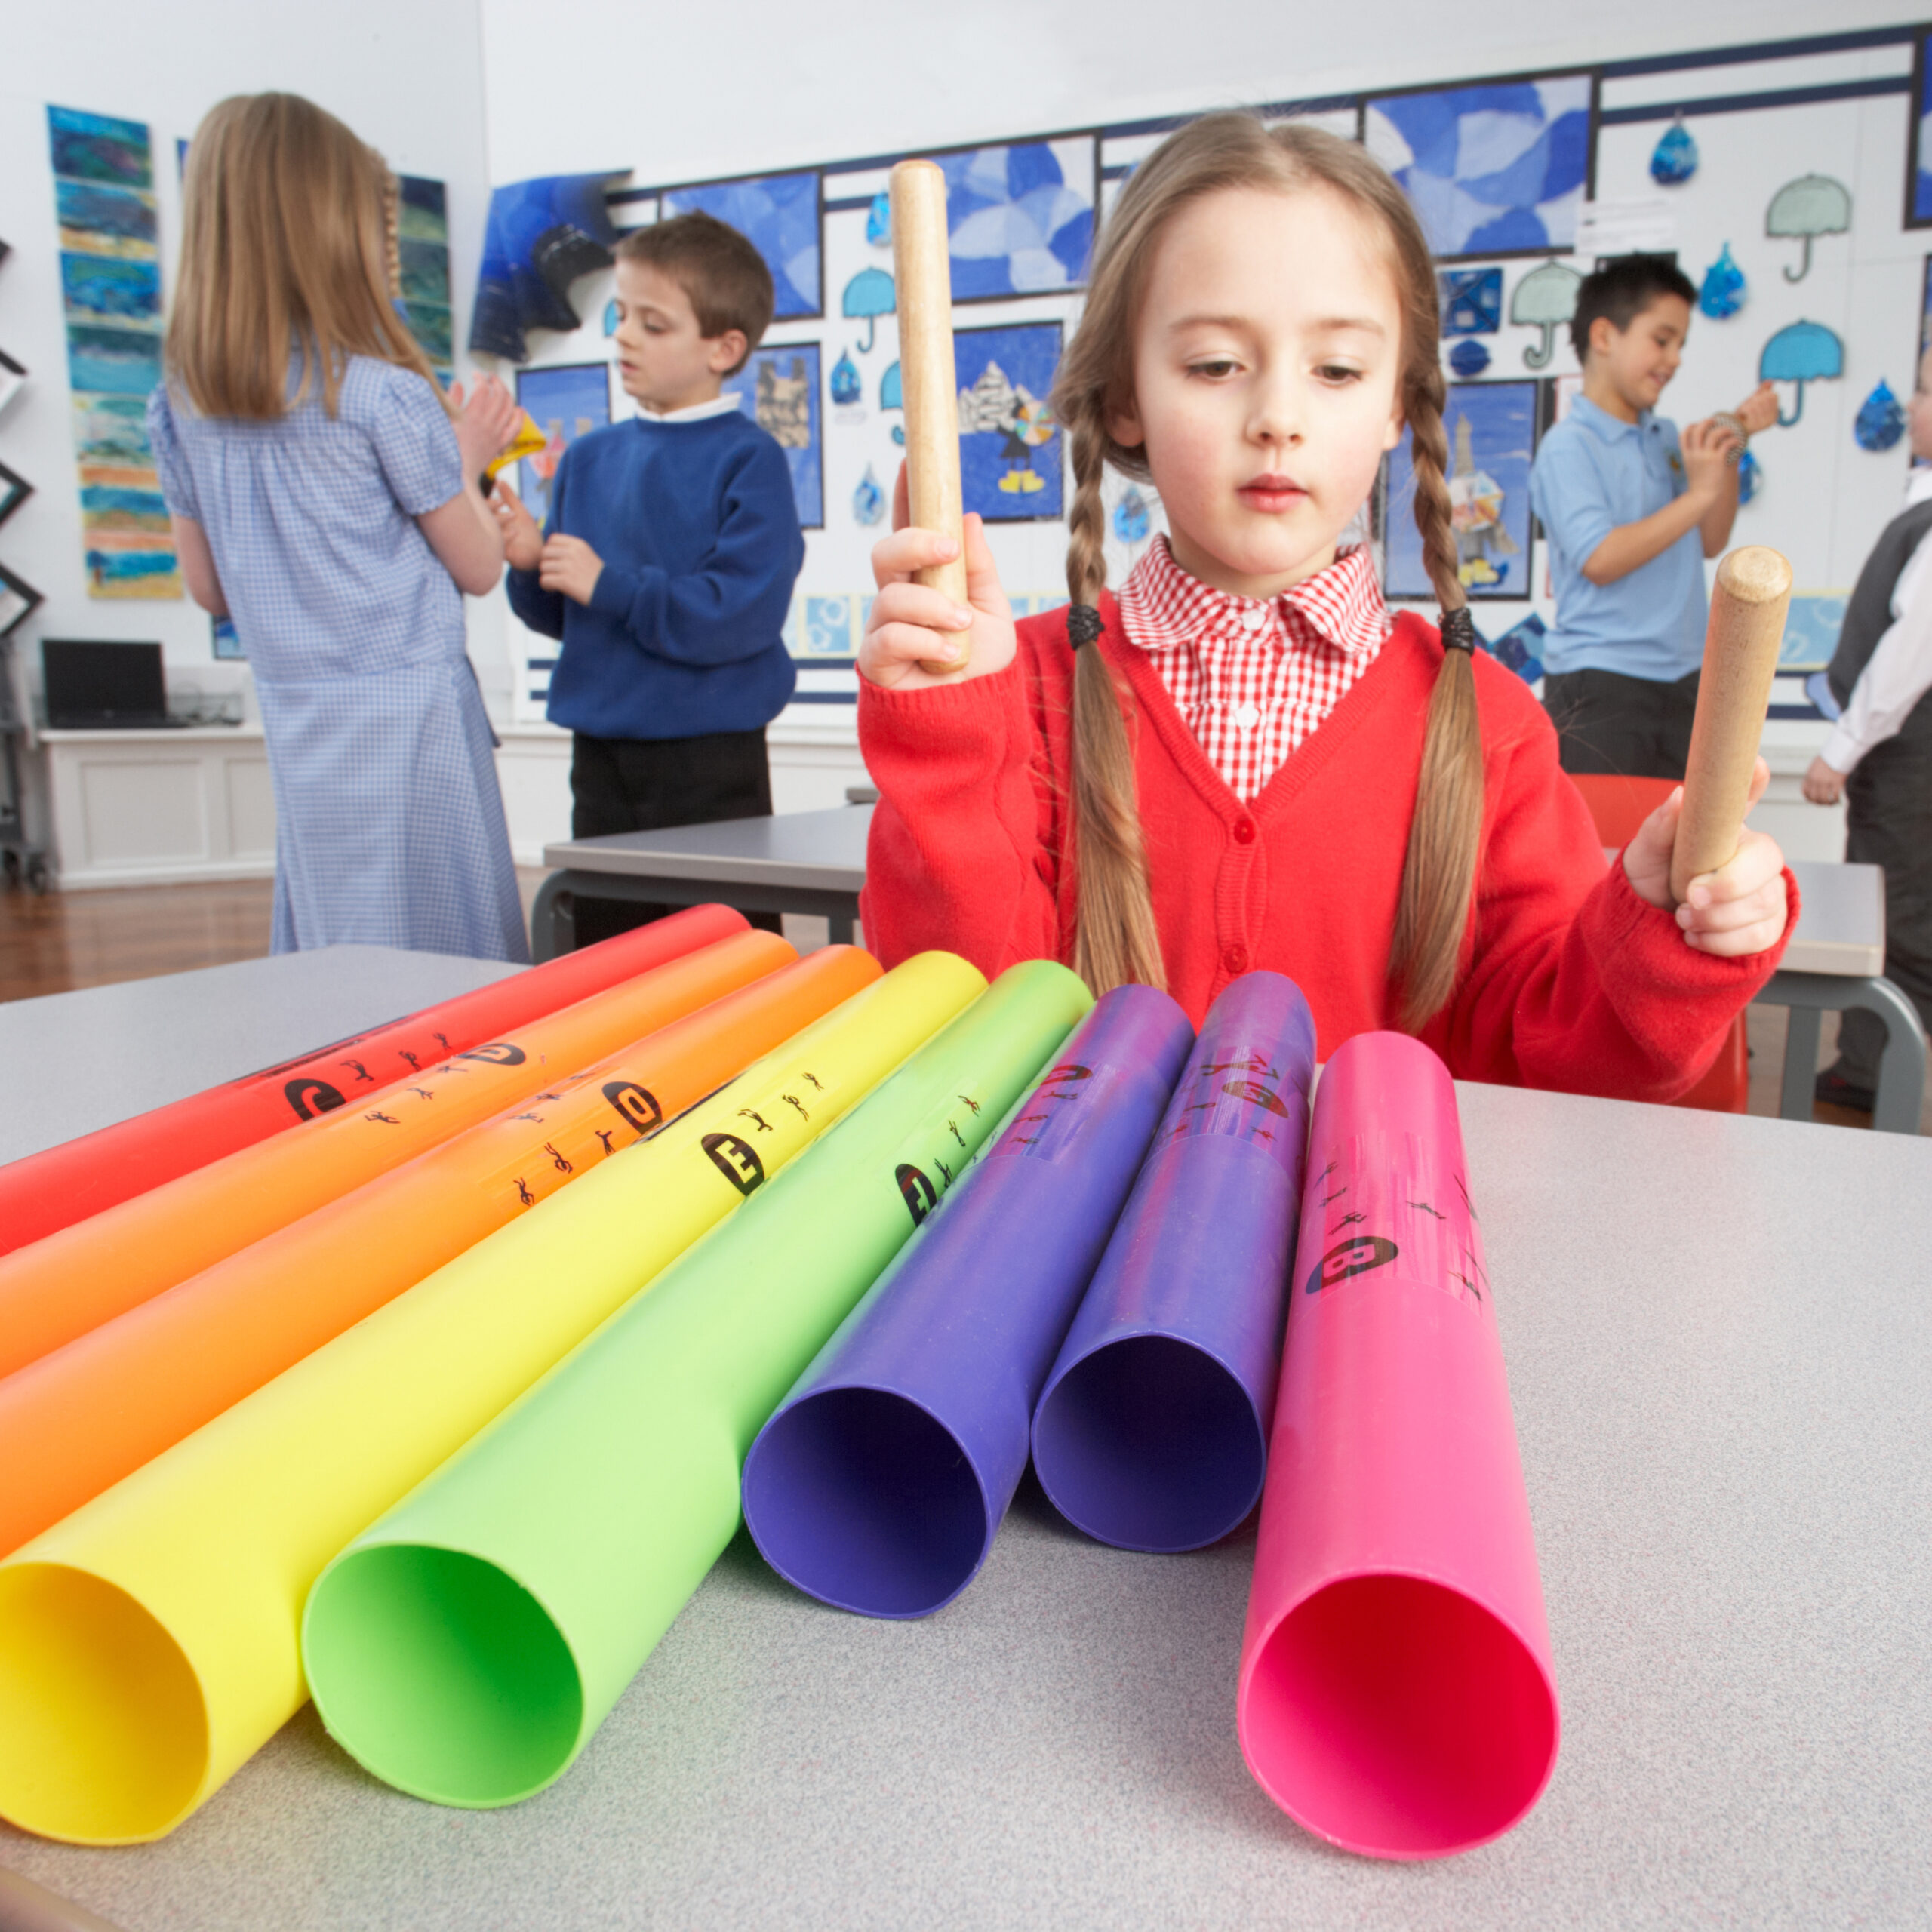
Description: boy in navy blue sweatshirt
xmin=496 ymin=211 xmax=804 ymax=941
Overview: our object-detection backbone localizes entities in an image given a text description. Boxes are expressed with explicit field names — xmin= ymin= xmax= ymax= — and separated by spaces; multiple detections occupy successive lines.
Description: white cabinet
xmin=40 ymin=728 xmax=276 ymax=888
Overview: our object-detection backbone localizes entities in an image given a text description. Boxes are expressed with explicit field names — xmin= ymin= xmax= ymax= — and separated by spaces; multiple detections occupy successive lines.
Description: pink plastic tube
xmin=1235 ymin=1032 xmax=1559 ymax=1860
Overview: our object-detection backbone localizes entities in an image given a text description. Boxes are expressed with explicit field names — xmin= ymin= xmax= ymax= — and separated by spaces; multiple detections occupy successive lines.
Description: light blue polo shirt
xmin=1528 ymin=395 xmax=1707 ymax=682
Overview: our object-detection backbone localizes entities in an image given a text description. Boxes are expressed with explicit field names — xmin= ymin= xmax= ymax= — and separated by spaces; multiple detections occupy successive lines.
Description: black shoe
xmin=1814 ymin=1066 xmax=1875 ymax=1112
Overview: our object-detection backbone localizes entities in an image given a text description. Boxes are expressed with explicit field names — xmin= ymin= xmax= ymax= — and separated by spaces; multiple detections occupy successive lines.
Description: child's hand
xmin=1623 ymin=757 xmax=1790 ymax=955
xmin=451 ymin=375 xmax=520 ymax=478
xmin=860 ymin=463 xmax=1017 ymax=689
xmin=490 ymin=483 xmax=543 ymax=572
xmin=1802 ymin=755 xmax=1847 ymax=805
xmin=539 ymin=534 xmax=604 ymax=605
xmin=1681 ymin=418 xmax=1741 ymax=500
xmin=1734 ymin=380 xmax=1780 ymax=438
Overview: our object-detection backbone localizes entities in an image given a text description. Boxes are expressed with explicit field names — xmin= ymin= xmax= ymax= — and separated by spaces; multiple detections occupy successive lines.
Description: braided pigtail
xmin=1064 ymin=417 xmax=1166 ymax=994
xmin=1387 ymin=365 xmax=1486 ymax=1029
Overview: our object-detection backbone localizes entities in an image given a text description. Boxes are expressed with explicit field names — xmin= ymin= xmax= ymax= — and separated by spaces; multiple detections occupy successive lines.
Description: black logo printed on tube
xmin=284 ymin=1078 xmax=347 ymax=1121
xmin=458 ymin=1042 xmax=528 ymax=1066
xmin=601 ymin=1081 xmax=662 ymax=1136
xmin=703 ymin=1132 xmax=766 ymax=1195
xmin=1305 ymin=1235 xmax=1400 ymax=1296
xmin=896 ymin=1163 xmax=940 ymax=1226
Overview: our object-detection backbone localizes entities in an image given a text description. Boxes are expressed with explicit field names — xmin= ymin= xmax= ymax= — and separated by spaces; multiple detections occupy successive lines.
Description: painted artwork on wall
xmin=512 ymin=361 xmax=612 ymax=527
xmin=953 ymin=322 xmax=1064 ymax=521
xmin=471 ymin=174 xmax=619 ymax=362
xmin=1909 ymin=31 xmax=1932 ymax=229
xmin=395 ymin=176 xmax=453 ymax=379
xmin=721 ymin=342 xmax=823 ymax=528
xmin=1364 ymin=74 xmax=1592 ymax=260
xmin=937 ymin=140 xmax=1096 ymax=300
xmin=663 ymin=171 xmax=821 ymax=319
xmin=47 ymin=104 xmax=179 ymax=600
xmin=1383 ymin=379 xmax=1536 ymax=601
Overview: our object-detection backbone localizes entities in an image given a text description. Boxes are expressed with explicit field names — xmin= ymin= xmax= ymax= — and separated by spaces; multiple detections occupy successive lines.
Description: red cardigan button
xmin=1223 ymin=944 xmax=1249 ymax=975
xmin=1232 ymin=818 xmax=1256 ymax=844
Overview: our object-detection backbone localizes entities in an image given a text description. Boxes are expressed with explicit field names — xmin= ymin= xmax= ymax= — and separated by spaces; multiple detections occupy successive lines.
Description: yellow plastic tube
xmin=0 ymin=952 xmax=982 ymax=1846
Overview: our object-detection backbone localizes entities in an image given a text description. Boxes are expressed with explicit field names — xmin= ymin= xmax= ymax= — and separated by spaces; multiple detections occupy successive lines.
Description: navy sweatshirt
xmin=506 ymin=409 xmax=802 ymax=740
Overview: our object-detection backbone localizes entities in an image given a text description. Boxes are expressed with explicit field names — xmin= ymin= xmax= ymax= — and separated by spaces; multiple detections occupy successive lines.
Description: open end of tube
xmin=303 ymin=1544 xmax=583 ymax=1807
xmin=1242 ymin=1574 xmax=1558 ymax=1859
xmin=0 ymin=1564 xmax=208 ymax=1843
xmin=1032 ymin=1335 xmax=1264 ymax=1552
xmin=744 ymin=1388 xmax=990 ymax=1618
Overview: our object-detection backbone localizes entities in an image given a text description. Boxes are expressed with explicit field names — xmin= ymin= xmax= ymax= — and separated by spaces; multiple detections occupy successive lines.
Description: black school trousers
xmin=1542 ymin=666 xmax=1701 ymax=780
xmin=569 ymin=728 xmax=781 ymax=947
xmin=1835 ymin=729 xmax=1932 ymax=1084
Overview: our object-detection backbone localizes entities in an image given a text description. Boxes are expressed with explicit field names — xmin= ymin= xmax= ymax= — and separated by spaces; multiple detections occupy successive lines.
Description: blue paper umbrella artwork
xmin=829 ymin=349 xmax=862 ymax=405
xmin=48 ymin=105 xmax=178 ymax=599
xmin=866 ymin=192 xmax=892 ymax=248
xmin=1112 ymin=488 xmax=1152 ymax=546
xmin=1510 ymin=260 xmax=1582 ymax=370
xmin=1737 ymin=446 xmax=1761 ymax=504
xmin=471 ymin=174 xmax=619 ymax=362
xmin=841 ymin=269 xmax=894 ymax=352
xmin=1448 ymin=338 xmax=1491 ymax=377
xmin=603 ymin=298 xmax=620 ymax=337
xmin=1384 ymin=380 xmax=1535 ymax=599
xmin=1440 ymin=267 xmax=1502 ymax=336
xmin=1650 ymin=118 xmax=1698 ymax=186
xmin=1699 ymin=242 xmax=1746 ymax=320
xmin=852 ymin=463 xmax=885 ymax=527
xmin=1766 ymin=175 xmax=1850 ymax=284
xmin=1364 ymin=75 xmax=1592 ymax=259
xmin=938 ymin=140 xmax=1096 ymax=300
xmin=954 ymin=323 xmax=1064 ymax=521
xmin=1487 ymin=611 xmax=1547 ymax=684
xmin=721 ymin=343 xmax=823 ymax=528
xmin=881 ymin=359 xmax=905 ymax=445
xmin=1759 ymin=320 xmax=1843 ymax=426
xmin=1854 ymin=380 xmax=1907 ymax=453
xmin=664 ymin=171 xmax=821 ymax=319
xmin=512 ymin=362 xmax=612 ymax=527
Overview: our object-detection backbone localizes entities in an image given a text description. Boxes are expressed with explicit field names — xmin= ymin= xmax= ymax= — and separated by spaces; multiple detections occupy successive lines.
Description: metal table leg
xmin=1777 ymin=1006 xmax=1823 ymax=1121
xmin=528 ymin=871 xmax=574 ymax=964
xmin=1763 ymin=970 xmax=1928 ymax=1134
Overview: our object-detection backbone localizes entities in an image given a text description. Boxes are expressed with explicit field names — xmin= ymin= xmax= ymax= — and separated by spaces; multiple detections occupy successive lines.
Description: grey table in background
xmin=531 ymin=805 xmax=872 ymax=962
xmin=3 ymin=949 xmax=1930 ymax=1930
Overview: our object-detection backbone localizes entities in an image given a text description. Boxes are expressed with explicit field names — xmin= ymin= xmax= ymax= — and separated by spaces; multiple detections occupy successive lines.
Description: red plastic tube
xmin=0 ymin=903 xmax=746 ymax=1254
xmin=1235 ymin=1032 xmax=1560 ymax=1860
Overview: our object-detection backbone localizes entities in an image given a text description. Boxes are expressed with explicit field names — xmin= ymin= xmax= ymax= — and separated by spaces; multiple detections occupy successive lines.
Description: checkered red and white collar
xmin=1115 ymin=534 xmax=1392 ymax=660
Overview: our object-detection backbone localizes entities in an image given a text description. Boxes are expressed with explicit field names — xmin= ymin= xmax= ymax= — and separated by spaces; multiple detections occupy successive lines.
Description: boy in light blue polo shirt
xmin=1530 ymin=258 xmax=1778 ymax=777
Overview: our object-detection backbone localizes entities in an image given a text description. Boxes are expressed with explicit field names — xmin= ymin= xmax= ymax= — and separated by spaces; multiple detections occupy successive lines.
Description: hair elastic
xmin=1439 ymin=607 xmax=1478 ymax=655
xmin=1067 ymin=603 xmax=1104 ymax=650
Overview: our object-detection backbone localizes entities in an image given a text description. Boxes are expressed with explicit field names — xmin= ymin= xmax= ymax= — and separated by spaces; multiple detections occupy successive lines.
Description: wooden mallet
xmin=889 ymin=158 xmax=971 ymax=675
xmin=1670 ymin=545 xmax=1795 ymax=906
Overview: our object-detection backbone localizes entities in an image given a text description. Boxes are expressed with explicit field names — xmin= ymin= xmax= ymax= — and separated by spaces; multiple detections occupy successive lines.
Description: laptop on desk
xmin=42 ymin=638 xmax=186 ymax=729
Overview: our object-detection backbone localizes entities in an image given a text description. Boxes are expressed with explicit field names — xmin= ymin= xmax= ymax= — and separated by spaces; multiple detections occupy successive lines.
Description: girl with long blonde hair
xmin=152 ymin=92 xmax=529 ymax=961
xmin=859 ymin=115 xmax=1792 ymax=1093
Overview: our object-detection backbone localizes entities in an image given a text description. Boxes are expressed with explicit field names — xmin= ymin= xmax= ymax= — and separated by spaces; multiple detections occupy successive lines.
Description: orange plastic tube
xmin=0 ymin=927 xmax=794 ymax=1382
xmin=0 ymin=944 xmax=881 ymax=1561
xmin=0 ymin=903 xmax=748 ymax=1256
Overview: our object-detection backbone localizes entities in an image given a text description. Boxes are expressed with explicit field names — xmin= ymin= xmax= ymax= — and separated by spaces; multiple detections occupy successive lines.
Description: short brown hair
xmin=615 ymin=212 xmax=774 ymax=372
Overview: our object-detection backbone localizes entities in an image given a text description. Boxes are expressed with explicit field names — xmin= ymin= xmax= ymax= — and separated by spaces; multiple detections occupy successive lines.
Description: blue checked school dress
xmin=149 ymin=358 xmax=529 ymax=962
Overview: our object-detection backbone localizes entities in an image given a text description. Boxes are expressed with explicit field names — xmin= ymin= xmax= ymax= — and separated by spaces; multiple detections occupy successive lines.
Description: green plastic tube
xmin=302 ymin=960 xmax=1090 ymax=1807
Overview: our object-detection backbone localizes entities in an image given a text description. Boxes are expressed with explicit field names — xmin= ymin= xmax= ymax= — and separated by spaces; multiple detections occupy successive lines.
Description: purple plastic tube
xmin=740 ymin=986 xmax=1193 ymax=1617
xmin=1030 ymin=971 xmax=1316 ymax=1552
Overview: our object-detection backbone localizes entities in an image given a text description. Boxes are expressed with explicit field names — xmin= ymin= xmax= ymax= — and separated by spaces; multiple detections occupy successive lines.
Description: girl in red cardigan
xmin=857 ymin=115 xmax=1791 ymax=1097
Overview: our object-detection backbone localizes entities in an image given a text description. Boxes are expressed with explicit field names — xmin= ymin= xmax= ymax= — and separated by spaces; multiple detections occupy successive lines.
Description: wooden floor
xmin=2 ymin=876 xmax=1924 ymax=1133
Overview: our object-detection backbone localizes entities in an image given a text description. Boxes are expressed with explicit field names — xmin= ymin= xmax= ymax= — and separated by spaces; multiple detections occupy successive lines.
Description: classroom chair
xmin=1566 ymin=771 xmax=1750 ymax=1115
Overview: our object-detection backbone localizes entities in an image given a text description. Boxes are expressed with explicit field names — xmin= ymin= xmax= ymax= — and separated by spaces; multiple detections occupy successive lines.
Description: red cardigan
xmin=858 ymin=597 xmax=1794 ymax=1100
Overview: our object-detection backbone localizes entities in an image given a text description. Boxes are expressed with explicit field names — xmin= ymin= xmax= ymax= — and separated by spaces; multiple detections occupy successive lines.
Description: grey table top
xmin=4 ymin=953 xmax=1930 ymax=1930
xmin=542 ymin=804 xmax=872 ymax=894
xmin=1780 ymin=860 xmax=1883 ymax=977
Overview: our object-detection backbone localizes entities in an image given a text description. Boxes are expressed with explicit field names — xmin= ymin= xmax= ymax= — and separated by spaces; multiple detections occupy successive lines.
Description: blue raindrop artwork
xmin=1759 ymin=318 xmax=1844 ymax=426
xmin=663 ymin=170 xmax=821 ymax=318
xmin=1737 ymin=447 xmax=1761 ymax=504
xmin=1112 ymin=488 xmax=1151 ymax=546
xmin=1439 ymin=267 xmax=1502 ymax=336
xmin=938 ymin=140 xmax=1096 ymax=299
xmin=852 ymin=463 xmax=884 ymax=526
xmin=866 ymin=191 xmax=891 ymax=248
xmin=1364 ymin=75 xmax=1592 ymax=258
xmin=603 ymin=298 xmax=619 ymax=336
xmin=842 ymin=268 xmax=894 ymax=352
xmin=1650 ymin=119 xmax=1698 ymax=186
xmin=1448 ymin=337 xmax=1491 ymax=377
xmin=1698 ymin=243 xmax=1745 ymax=321
xmin=829 ymin=349 xmax=861 ymax=405
xmin=1854 ymin=380 xmax=1907 ymax=453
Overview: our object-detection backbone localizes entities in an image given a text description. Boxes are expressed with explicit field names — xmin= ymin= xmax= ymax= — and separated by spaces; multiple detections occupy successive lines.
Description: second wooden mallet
xmin=890 ymin=158 xmax=971 ymax=675
xmin=1671 ymin=544 xmax=1795 ymax=906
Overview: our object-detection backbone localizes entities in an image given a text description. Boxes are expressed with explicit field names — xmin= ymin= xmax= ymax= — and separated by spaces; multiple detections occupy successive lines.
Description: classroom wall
xmin=0 ymin=0 xmax=503 ymax=743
